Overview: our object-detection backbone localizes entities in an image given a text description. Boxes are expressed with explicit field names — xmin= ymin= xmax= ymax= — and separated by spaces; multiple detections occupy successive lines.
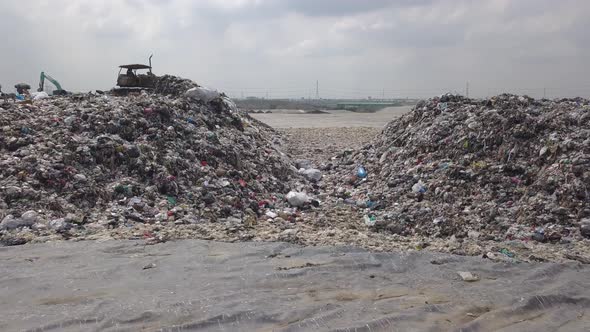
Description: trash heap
xmin=0 ymin=77 xmax=309 ymax=244
xmin=332 ymin=94 xmax=590 ymax=242
xmin=153 ymin=75 xmax=199 ymax=96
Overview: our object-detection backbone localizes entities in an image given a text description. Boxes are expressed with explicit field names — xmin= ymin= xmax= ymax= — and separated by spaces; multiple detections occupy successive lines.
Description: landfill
xmin=327 ymin=94 xmax=590 ymax=244
xmin=2 ymin=86 xmax=590 ymax=263
xmin=0 ymin=76 xmax=319 ymax=245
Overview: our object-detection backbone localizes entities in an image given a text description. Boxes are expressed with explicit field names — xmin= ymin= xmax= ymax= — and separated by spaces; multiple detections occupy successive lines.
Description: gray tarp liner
xmin=0 ymin=240 xmax=589 ymax=331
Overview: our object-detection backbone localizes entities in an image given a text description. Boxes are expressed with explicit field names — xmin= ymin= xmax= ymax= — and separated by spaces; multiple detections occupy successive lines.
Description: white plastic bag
xmin=286 ymin=191 xmax=309 ymax=207
xmin=32 ymin=91 xmax=49 ymax=100
xmin=185 ymin=87 xmax=220 ymax=103
xmin=299 ymin=168 xmax=322 ymax=182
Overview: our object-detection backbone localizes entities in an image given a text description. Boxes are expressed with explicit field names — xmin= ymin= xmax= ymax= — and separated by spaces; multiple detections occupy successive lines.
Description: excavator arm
xmin=38 ymin=72 xmax=64 ymax=93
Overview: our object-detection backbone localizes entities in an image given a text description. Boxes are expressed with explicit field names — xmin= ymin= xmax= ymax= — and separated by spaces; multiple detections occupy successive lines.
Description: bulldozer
xmin=38 ymin=72 xmax=68 ymax=95
xmin=113 ymin=54 xmax=157 ymax=95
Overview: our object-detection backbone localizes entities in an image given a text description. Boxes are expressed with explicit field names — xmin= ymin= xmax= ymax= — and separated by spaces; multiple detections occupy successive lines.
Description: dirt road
xmin=252 ymin=107 xmax=410 ymax=164
xmin=251 ymin=106 xmax=411 ymax=128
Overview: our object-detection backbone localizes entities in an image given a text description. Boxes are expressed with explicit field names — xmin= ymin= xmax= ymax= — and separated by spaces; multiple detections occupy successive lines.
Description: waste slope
xmin=336 ymin=94 xmax=590 ymax=241
xmin=153 ymin=75 xmax=199 ymax=96
xmin=0 ymin=77 xmax=298 ymax=240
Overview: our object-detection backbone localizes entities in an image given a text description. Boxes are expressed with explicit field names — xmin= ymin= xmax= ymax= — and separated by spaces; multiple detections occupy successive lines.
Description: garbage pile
xmin=332 ymin=94 xmax=590 ymax=242
xmin=0 ymin=77 xmax=312 ymax=244
xmin=154 ymin=75 xmax=199 ymax=96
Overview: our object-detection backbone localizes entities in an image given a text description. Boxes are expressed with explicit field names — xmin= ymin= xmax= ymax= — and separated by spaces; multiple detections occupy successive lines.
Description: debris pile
xmin=331 ymin=94 xmax=590 ymax=242
xmin=153 ymin=75 xmax=199 ymax=96
xmin=0 ymin=77 xmax=313 ymax=244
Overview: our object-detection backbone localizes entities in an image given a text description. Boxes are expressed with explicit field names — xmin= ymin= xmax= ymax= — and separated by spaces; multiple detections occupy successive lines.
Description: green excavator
xmin=38 ymin=72 xmax=68 ymax=95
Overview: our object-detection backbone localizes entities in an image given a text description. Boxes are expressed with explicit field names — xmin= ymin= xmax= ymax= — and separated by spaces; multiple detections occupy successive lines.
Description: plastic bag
xmin=185 ymin=87 xmax=220 ymax=103
xmin=32 ymin=92 xmax=49 ymax=100
xmin=286 ymin=191 xmax=309 ymax=207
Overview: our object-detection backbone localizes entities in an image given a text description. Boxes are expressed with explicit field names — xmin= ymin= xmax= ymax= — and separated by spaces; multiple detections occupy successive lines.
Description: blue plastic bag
xmin=357 ymin=166 xmax=367 ymax=178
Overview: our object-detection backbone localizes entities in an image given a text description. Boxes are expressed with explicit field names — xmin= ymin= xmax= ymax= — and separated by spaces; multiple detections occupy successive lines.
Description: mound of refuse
xmin=154 ymin=75 xmax=199 ymax=96
xmin=0 ymin=77 xmax=306 ymax=244
xmin=333 ymin=94 xmax=590 ymax=242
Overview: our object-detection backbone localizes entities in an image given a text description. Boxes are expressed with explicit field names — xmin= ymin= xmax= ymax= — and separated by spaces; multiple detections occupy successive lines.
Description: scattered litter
xmin=32 ymin=92 xmax=49 ymax=100
xmin=286 ymin=191 xmax=310 ymax=207
xmin=185 ymin=86 xmax=221 ymax=103
xmin=411 ymin=181 xmax=427 ymax=194
xmin=299 ymin=168 xmax=322 ymax=182
xmin=356 ymin=166 xmax=367 ymax=178
xmin=143 ymin=263 xmax=157 ymax=270
xmin=499 ymin=248 xmax=515 ymax=258
xmin=363 ymin=214 xmax=377 ymax=227
xmin=457 ymin=271 xmax=480 ymax=282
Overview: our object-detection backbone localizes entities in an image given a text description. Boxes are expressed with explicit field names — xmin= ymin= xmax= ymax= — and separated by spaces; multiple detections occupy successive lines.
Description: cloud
xmin=1 ymin=0 xmax=589 ymax=98
xmin=281 ymin=0 xmax=429 ymax=17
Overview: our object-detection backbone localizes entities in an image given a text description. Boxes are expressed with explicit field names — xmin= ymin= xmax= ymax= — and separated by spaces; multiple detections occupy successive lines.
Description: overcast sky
xmin=2 ymin=0 xmax=589 ymax=99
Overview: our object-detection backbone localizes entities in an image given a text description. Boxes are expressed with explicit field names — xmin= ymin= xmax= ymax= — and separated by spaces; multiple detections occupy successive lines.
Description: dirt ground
xmin=252 ymin=107 xmax=406 ymax=165
xmin=251 ymin=106 xmax=411 ymax=128
xmin=280 ymin=127 xmax=380 ymax=165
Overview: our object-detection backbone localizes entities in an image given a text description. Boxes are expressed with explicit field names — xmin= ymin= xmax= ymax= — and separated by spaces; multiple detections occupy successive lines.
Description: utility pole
xmin=466 ymin=81 xmax=470 ymax=98
xmin=382 ymin=88 xmax=385 ymax=101
xmin=315 ymin=80 xmax=319 ymax=100
xmin=543 ymin=87 xmax=546 ymax=99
